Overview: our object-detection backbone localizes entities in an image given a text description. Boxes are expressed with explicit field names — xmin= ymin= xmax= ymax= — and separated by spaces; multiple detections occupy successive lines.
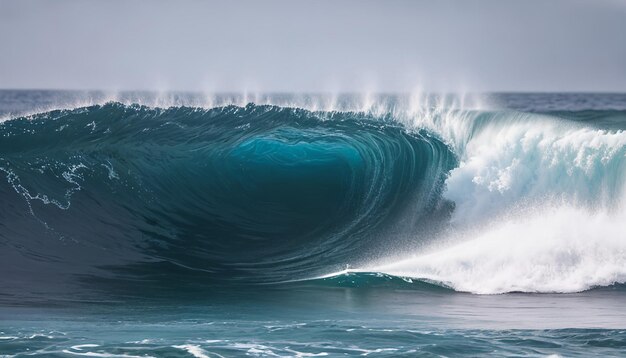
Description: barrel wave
xmin=0 ymin=99 xmax=625 ymax=299
xmin=0 ymin=102 xmax=454 ymax=297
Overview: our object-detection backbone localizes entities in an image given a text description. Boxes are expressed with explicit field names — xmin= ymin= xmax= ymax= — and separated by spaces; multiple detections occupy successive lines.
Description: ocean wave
xmin=0 ymin=103 xmax=454 ymax=287
xmin=0 ymin=100 xmax=624 ymax=295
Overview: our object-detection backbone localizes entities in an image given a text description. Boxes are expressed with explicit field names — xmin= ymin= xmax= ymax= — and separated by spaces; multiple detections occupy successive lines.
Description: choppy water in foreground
xmin=3 ymin=285 xmax=626 ymax=357
xmin=1 ymin=91 xmax=625 ymax=357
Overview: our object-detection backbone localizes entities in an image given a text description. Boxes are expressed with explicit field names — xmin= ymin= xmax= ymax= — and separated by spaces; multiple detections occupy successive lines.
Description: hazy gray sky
xmin=1 ymin=0 xmax=625 ymax=92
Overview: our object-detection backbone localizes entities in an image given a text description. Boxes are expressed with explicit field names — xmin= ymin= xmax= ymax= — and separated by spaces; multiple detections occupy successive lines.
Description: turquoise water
xmin=1 ymin=91 xmax=625 ymax=357
xmin=3 ymin=285 xmax=626 ymax=357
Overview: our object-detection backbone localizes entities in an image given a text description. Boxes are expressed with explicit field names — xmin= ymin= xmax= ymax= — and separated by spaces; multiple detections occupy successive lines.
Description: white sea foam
xmin=173 ymin=344 xmax=219 ymax=358
xmin=443 ymin=114 xmax=626 ymax=226
xmin=373 ymin=206 xmax=626 ymax=293
xmin=71 ymin=344 xmax=101 ymax=350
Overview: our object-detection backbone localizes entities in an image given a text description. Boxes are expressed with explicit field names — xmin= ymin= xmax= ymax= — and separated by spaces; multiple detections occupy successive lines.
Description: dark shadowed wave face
xmin=0 ymin=102 xmax=456 ymax=300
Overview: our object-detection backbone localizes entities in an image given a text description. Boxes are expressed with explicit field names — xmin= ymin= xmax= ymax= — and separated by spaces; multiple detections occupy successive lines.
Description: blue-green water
xmin=1 ymin=91 xmax=625 ymax=357
xmin=3 ymin=285 xmax=626 ymax=357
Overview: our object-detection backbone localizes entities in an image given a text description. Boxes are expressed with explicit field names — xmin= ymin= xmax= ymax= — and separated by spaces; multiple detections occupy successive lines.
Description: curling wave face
xmin=0 ymin=102 xmax=454 ymax=292
xmin=0 ymin=95 xmax=625 ymax=297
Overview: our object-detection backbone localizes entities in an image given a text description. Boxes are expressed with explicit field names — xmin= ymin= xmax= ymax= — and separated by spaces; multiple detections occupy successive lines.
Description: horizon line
xmin=1 ymin=88 xmax=626 ymax=95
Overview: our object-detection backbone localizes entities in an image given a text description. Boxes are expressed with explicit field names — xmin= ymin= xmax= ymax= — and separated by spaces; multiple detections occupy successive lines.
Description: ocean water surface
xmin=0 ymin=90 xmax=625 ymax=357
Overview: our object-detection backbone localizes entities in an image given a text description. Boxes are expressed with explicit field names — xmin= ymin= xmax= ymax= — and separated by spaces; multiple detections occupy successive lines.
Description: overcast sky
xmin=1 ymin=0 xmax=625 ymax=92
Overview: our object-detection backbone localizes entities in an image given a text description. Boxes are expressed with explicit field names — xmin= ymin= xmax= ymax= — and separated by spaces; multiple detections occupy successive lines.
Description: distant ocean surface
xmin=1 ymin=90 xmax=625 ymax=357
